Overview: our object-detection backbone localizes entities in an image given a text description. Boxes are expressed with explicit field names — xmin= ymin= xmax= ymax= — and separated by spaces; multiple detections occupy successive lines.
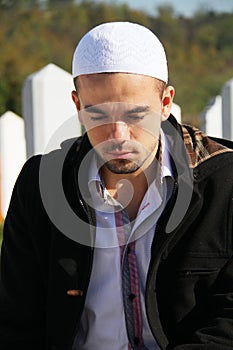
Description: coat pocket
xmin=177 ymin=267 xmax=219 ymax=277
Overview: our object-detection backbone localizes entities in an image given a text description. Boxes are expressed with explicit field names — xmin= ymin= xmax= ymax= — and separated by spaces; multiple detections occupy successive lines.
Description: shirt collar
xmin=160 ymin=128 xmax=173 ymax=180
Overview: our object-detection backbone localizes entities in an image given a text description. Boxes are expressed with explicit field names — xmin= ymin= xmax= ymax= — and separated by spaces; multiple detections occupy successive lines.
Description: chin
xmin=105 ymin=159 xmax=141 ymax=174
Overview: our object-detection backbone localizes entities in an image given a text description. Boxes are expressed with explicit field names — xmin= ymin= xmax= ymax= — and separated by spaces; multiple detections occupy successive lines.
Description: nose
xmin=109 ymin=121 xmax=130 ymax=140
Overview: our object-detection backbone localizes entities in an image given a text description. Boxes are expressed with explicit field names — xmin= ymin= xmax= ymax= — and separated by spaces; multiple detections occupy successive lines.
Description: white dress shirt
xmin=73 ymin=131 xmax=174 ymax=350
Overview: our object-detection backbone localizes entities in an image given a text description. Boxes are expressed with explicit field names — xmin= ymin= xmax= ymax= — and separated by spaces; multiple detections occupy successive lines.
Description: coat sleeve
xmin=0 ymin=156 xmax=47 ymax=349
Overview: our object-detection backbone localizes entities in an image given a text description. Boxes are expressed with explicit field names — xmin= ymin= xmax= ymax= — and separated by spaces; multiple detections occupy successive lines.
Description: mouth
xmin=105 ymin=149 xmax=137 ymax=159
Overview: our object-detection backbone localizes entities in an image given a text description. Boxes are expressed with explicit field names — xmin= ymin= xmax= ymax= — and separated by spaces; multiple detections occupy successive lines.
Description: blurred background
xmin=1 ymin=0 xmax=233 ymax=126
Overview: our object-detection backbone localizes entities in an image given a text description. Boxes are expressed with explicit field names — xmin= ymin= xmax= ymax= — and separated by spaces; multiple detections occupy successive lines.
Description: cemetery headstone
xmin=222 ymin=78 xmax=233 ymax=140
xmin=201 ymin=95 xmax=222 ymax=138
xmin=22 ymin=63 xmax=81 ymax=158
xmin=0 ymin=111 xmax=26 ymax=218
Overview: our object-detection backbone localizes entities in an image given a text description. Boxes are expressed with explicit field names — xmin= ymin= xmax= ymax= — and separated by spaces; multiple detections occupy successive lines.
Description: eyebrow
xmin=83 ymin=105 xmax=106 ymax=114
xmin=126 ymin=106 xmax=150 ymax=114
xmin=83 ymin=105 xmax=151 ymax=114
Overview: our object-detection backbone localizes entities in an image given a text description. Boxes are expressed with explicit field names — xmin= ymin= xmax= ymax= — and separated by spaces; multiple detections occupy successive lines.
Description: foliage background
xmin=0 ymin=0 xmax=233 ymax=126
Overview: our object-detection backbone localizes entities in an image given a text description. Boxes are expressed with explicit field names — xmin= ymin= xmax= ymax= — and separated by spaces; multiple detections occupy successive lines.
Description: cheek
xmin=86 ymin=127 xmax=106 ymax=147
xmin=142 ymin=135 xmax=158 ymax=151
xmin=133 ymin=124 xmax=160 ymax=153
xmin=134 ymin=119 xmax=161 ymax=141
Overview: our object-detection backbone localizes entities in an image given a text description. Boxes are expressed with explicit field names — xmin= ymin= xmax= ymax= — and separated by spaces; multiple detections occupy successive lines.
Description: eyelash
xmin=90 ymin=115 xmax=145 ymax=122
xmin=90 ymin=116 xmax=107 ymax=121
xmin=127 ymin=115 xmax=144 ymax=120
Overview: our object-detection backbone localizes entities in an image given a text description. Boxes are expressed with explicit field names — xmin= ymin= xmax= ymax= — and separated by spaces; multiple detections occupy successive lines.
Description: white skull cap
xmin=72 ymin=21 xmax=168 ymax=83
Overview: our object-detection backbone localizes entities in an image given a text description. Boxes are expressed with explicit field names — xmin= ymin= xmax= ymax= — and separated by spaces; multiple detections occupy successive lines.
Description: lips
xmin=106 ymin=151 xmax=136 ymax=159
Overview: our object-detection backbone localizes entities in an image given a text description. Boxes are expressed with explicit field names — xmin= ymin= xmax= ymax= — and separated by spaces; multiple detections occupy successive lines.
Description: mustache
xmin=102 ymin=141 xmax=139 ymax=153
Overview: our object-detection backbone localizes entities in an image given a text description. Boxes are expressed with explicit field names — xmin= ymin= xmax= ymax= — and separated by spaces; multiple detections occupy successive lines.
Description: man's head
xmin=71 ymin=22 xmax=174 ymax=175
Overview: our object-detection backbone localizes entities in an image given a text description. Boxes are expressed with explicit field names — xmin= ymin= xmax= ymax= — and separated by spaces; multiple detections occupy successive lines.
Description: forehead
xmin=76 ymin=73 xmax=160 ymax=106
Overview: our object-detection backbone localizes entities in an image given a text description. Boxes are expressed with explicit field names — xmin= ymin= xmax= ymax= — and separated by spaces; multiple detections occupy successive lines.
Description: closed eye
xmin=126 ymin=115 xmax=145 ymax=121
xmin=90 ymin=115 xmax=108 ymax=121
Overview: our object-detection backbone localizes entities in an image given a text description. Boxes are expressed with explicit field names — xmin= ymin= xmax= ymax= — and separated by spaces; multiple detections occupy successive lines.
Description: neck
xmin=100 ymin=148 xmax=159 ymax=220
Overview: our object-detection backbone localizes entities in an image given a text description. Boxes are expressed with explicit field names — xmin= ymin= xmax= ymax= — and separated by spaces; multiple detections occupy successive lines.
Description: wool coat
xmin=0 ymin=115 xmax=233 ymax=350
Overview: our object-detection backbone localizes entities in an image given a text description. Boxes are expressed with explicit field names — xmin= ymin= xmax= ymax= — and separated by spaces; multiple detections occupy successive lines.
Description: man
xmin=0 ymin=21 xmax=233 ymax=350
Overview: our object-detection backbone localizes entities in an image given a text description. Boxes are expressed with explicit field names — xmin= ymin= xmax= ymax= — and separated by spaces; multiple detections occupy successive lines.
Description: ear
xmin=161 ymin=86 xmax=175 ymax=121
xmin=71 ymin=90 xmax=83 ymax=124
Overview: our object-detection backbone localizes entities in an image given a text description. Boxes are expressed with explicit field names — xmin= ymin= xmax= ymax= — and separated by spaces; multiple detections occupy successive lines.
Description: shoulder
xmin=20 ymin=136 xmax=85 ymax=179
xmin=181 ymin=123 xmax=233 ymax=168
xmin=13 ymin=155 xmax=42 ymax=193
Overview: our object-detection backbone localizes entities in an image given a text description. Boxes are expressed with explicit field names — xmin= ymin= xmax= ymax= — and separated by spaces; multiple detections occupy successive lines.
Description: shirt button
xmin=129 ymin=293 xmax=135 ymax=300
xmin=127 ymin=247 xmax=131 ymax=254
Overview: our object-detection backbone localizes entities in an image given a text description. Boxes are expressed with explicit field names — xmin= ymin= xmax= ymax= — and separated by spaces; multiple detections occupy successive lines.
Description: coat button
xmin=67 ymin=289 xmax=84 ymax=296
xmin=128 ymin=293 xmax=135 ymax=300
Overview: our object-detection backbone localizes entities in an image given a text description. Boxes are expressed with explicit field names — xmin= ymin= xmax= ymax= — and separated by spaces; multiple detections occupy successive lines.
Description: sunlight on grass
xmin=0 ymin=222 xmax=3 ymax=248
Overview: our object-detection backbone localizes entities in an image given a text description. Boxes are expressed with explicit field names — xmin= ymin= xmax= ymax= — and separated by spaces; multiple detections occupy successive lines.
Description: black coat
xmin=1 ymin=116 xmax=233 ymax=350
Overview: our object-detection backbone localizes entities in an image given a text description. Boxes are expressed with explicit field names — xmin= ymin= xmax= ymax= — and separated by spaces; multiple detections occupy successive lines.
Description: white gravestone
xmin=201 ymin=95 xmax=222 ymax=138
xmin=222 ymin=78 xmax=233 ymax=140
xmin=0 ymin=111 xmax=26 ymax=218
xmin=171 ymin=102 xmax=181 ymax=123
xmin=22 ymin=63 xmax=81 ymax=158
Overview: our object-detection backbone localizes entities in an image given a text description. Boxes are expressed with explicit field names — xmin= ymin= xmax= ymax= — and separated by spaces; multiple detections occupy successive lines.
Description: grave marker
xmin=201 ymin=95 xmax=222 ymax=138
xmin=0 ymin=111 xmax=26 ymax=218
xmin=222 ymin=78 xmax=233 ymax=140
xmin=22 ymin=63 xmax=81 ymax=158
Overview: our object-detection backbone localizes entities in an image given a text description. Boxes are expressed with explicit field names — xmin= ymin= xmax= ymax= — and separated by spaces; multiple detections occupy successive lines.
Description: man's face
xmin=72 ymin=73 xmax=173 ymax=174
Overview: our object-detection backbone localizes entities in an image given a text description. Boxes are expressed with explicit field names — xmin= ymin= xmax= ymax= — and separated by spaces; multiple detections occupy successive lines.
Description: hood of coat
xmin=181 ymin=123 xmax=233 ymax=168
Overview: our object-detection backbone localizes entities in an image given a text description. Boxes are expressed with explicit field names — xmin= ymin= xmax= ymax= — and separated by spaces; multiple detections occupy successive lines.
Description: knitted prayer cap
xmin=72 ymin=21 xmax=168 ymax=83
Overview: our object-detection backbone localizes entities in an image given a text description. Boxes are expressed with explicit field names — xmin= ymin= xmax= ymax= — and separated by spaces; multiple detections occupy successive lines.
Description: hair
xmin=73 ymin=73 xmax=166 ymax=99
xmin=155 ymin=79 xmax=166 ymax=98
